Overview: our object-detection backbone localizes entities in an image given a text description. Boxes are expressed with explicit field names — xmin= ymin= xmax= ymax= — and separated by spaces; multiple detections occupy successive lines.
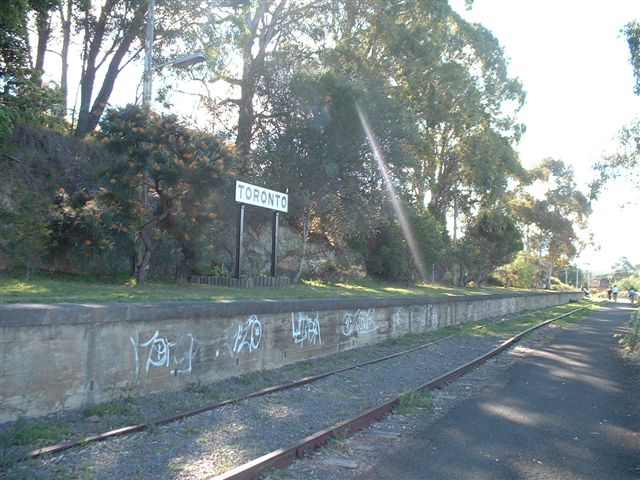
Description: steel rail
xmin=212 ymin=306 xmax=586 ymax=480
xmin=19 ymin=306 xmax=575 ymax=462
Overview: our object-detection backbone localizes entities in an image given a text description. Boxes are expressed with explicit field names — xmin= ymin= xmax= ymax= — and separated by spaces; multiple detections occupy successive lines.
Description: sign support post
xmin=234 ymin=203 xmax=245 ymax=279
xmin=270 ymin=212 xmax=279 ymax=277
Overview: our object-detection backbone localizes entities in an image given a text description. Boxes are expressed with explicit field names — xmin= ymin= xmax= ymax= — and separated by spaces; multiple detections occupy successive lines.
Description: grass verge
xmin=0 ymin=272 xmax=527 ymax=304
xmin=617 ymin=308 xmax=640 ymax=358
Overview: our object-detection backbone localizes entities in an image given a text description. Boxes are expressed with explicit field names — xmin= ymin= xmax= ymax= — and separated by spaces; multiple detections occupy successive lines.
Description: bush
xmin=618 ymin=309 xmax=640 ymax=354
xmin=494 ymin=252 xmax=536 ymax=288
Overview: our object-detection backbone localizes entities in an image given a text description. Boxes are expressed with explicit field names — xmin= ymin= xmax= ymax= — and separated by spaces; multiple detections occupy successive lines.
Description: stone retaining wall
xmin=0 ymin=291 xmax=579 ymax=422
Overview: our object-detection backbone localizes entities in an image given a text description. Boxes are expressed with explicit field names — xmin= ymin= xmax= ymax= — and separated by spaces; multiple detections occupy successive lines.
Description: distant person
xmin=607 ymin=286 xmax=613 ymax=300
xmin=629 ymin=287 xmax=637 ymax=304
xmin=612 ymin=284 xmax=619 ymax=302
xmin=580 ymin=285 xmax=590 ymax=297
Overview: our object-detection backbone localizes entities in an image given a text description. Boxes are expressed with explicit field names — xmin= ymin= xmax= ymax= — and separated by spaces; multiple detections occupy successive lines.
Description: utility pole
xmin=142 ymin=0 xmax=155 ymax=107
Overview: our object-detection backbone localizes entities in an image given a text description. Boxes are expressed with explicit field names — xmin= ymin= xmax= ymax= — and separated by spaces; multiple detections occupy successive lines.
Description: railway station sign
xmin=235 ymin=181 xmax=288 ymax=213
xmin=234 ymin=180 xmax=287 ymax=279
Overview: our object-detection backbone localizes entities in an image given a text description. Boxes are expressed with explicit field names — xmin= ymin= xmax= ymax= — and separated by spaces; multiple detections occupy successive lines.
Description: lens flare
xmin=356 ymin=102 xmax=428 ymax=281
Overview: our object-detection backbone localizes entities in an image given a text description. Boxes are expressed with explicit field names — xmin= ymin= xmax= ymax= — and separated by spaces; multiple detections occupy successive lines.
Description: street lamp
xmin=142 ymin=0 xmax=206 ymax=106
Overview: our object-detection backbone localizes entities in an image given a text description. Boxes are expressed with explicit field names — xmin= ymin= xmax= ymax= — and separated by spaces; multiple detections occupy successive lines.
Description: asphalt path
xmin=356 ymin=302 xmax=640 ymax=480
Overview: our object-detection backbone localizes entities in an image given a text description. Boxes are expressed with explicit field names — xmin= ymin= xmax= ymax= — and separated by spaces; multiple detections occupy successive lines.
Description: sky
xmin=450 ymin=0 xmax=640 ymax=275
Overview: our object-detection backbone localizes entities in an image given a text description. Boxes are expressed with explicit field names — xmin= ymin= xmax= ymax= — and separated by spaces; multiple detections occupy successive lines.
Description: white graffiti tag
xmin=291 ymin=312 xmax=321 ymax=347
xmin=430 ymin=309 xmax=438 ymax=330
xmin=131 ymin=331 xmax=199 ymax=376
xmin=233 ymin=315 xmax=262 ymax=354
xmin=342 ymin=308 xmax=377 ymax=337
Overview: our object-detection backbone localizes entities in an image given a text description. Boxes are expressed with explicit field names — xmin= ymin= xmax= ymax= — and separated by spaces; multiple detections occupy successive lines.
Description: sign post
xmin=234 ymin=181 xmax=288 ymax=280
xmin=234 ymin=203 xmax=245 ymax=279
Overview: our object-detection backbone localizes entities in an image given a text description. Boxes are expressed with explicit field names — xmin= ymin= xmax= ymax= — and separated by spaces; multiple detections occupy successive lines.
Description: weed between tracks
xmin=395 ymin=388 xmax=434 ymax=415
xmin=317 ymin=428 xmax=352 ymax=456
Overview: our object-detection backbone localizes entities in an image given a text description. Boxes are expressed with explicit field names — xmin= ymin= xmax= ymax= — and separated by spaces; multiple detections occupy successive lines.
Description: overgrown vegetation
xmin=618 ymin=309 xmax=640 ymax=356
xmin=2 ymin=0 xmax=614 ymax=289
xmin=395 ymin=388 xmax=434 ymax=415
xmin=2 ymin=416 xmax=72 ymax=447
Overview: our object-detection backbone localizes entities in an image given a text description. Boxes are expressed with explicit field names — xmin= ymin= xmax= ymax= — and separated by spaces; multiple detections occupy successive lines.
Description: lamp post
xmin=142 ymin=0 xmax=206 ymax=107
xmin=142 ymin=0 xmax=155 ymax=107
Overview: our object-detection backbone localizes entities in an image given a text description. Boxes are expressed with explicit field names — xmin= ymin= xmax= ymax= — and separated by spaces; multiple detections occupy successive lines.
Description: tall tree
xmin=590 ymin=22 xmax=639 ymax=200
xmin=57 ymin=0 xmax=73 ymax=118
xmin=623 ymin=21 xmax=640 ymax=95
xmin=74 ymin=0 xmax=147 ymax=137
xmin=590 ymin=119 xmax=640 ymax=199
xmin=324 ymin=0 xmax=525 ymax=223
xmin=515 ymin=159 xmax=591 ymax=288
xmin=73 ymin=0 xmax=200 ymax=137
xmin=31 ymin=0 xmax=59 ymax=77
xmin=193 ymin=0 xmax=331 ymax=161
xmin=253 ymin=72 xmax=389 ymax=281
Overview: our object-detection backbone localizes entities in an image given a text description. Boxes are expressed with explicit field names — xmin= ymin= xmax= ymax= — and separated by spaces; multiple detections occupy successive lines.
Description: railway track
xmin=3 ymin=303 xmax=589 ymax=479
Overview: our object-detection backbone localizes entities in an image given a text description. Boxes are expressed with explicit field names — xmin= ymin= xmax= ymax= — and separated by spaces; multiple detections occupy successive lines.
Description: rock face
xmin=214 ymin=218 xmax=367 ymax=282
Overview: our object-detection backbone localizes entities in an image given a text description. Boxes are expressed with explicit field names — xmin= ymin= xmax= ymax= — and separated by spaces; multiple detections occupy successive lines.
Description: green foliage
xmin=0 ymin=76 xmax=65 ymax=144
xmin=47 ymin=188 xmax=134 ymax=274
xmin=396 ymin=388 xmax=433 ymax=415
xmin=2 ymin=416 xmax=72 ymax=447
xmin=623 ymin=21 xmax=640 ymax=96
xmin=0 ymin=191 xmax=50 ymax=277
xmin=458 ymin=209 xmax=523 ymax=285
xmin=366 ymin=208 xmax=446 ymax=282
xmin=83 ymin=399 xmax=131 ymax=418
xmin=494 ymin=251 xmax=537 ymax=288
xmin=367 ymin=223 xmax=408 ymax=280
xmin=99 ymin=105 xmax=239 ymax=281
xmin=610 ymin=257 xmax=637 ymax=280
xmin=590 ymin=119 xmax=640 ymax=199
xmin=617 ymin=309 xmax=640 ymax=354
xmin=0 ymin=0 xmax=30 ymax=77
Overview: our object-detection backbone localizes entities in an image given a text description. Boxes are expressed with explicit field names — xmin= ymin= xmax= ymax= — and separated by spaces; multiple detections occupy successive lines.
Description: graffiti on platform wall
xmin=233 ymin=315 xmax=262 ymax=354
xmin=130 ymin=331 xmax=200 ymax=376
xmin=392 ymin=306 xmax=410 ymax=330
xmin=215 ymin=315 xmax=263 ymax=359
xmin=291 ymin=311 xmax=321 ymax=347
xmin=430 ymin=308 xmax=438 ymax=330
xmin=342 ymin=308 xmax=377 ymax=337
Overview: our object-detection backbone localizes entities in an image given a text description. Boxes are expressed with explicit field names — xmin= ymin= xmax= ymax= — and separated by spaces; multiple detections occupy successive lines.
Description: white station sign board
xmin=235 ymin=180 xmax=288 ymax=213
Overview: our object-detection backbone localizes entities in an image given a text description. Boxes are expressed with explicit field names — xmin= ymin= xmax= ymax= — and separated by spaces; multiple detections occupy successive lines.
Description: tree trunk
xmin=235 ymin=75 xmax=255 ymax=160
xmin=75 ymin=0 xmax=146 ymax=137
xmin=544 ymin=258 xmax=554 ymax=290
xmin=135 ymin=221 xmax=156 ymax=285
xmin=34 ymin=11 xmax=51 ymax=77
